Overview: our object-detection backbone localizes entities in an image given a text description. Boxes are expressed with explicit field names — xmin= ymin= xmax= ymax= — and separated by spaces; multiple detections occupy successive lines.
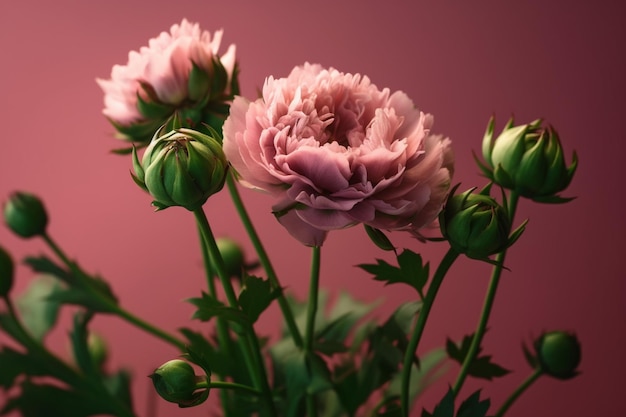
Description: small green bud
xmin=3 ymin=192 xmax=48 ymax=238
xmin=439 ymin=186 xmax=525 ymax=259
xmin=87 ymin=333 xmax=108 ymax=369
xmin=150 ymin=359 xmax=203 ymax=405
xmin=0 ymin=245 xmax=14 ymax=297
xmin=536 ymin=331 xmax=581 ymax=380
xmin=480 ymin=116 xmax=578 ymax=202
xmin=216 ymin=237 xmax=246 ymax=278
xmin=133 ymin=128 xmax=228 ymax=211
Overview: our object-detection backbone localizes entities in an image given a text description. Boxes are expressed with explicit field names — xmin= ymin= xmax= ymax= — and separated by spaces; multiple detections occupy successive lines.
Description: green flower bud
xmin=536 ymin=331 xmax=581 ymax=380
xmin=3 ymin=192 xmax=48 ymax=238
xmin=216 ymin=237 xmax=246 ymax=278
xmin=439 ymin=186 xmax=525 ymax=260
xmin=0 ymin=245 xmax=14 ymax=297
xmin=150 ymin=359 xmax=203 ymax=405
xmin=87 ymin=332 xmax=108 ymax=369
xmin=133 ymin=128 xmax=228 ymax=211
xmin=480 ymin=116 xmax=578 ymax=202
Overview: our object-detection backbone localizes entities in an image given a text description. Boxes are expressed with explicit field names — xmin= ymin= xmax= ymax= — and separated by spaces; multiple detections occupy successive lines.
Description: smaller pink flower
xmin=223 ymin=63 xmax=454 ymax=246
xmin=97 ymin=19 xmax=238 ymax=144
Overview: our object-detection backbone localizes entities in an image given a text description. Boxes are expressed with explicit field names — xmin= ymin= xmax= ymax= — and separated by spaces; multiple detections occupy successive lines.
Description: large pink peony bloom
xmin=97 ymin=19 xmax=237 ymax=143
xmin=223 ymin=63 xmax=454 ymax=246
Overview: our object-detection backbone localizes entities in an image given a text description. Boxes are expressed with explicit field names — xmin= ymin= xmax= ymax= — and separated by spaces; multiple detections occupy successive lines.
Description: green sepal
xmin=481 ymin=115 xmax=496 ymax=166
xmin=531 ymin=194 xmax=577 ymax=204
xmin=364 ymin=224 xmax=396 ymax=252
xmin=522 ymin=341 xmax=538 ymax=369
xmin=188 ymin=61 xmax=211 ymax=102
xmin=136 ymin=91 xmax=172 ymax=119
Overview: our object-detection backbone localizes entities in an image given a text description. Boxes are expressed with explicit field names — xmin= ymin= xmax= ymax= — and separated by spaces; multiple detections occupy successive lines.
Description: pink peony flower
xmin=223 ymin=63 xmax=454 ymax=246
xmin=97 ymin=19 xmax=238 ymax=144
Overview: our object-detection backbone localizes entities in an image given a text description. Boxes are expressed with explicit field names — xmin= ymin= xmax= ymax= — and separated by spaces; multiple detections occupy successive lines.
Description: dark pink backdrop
xmin=1 ymin=1 xmax=624 ymax=416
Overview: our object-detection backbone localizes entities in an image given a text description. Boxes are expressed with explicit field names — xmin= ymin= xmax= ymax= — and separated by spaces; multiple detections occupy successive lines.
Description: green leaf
xmin=358 ymin=249 xmax=429 ymax=298
xmin=16 ymin=274 xmax=61 ymax=341
xmin=364 ymin=225 xmax=396 ymax=251
xmin=238 ymin=275 xmax=280 ymax=323
xmin=457 ymin=390 xmax=490 ymax=417
xmin=446 ymin=334 xmax=510 ymax=380
xmin=422 ymin=387 xmax=455 ymax=417
xmin=0 ymin=346 xmax=48 ymax=388
xmin=103 ymin=369 xmax=133 ymax=411
xmin=187 ymin=292 xmax=248 ymax=324
xmin=69 ymin=311 xmax=98 ymax=377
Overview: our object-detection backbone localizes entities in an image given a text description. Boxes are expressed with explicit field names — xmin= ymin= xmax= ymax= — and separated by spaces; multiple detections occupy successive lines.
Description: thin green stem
xmin=304 ymin=246 xmax=322 ymax=417
xmin=196 ymin=380 xmax=262 ymax=396
xmin=400 ymin=248 xmax=460 ymax=417
xmin=494 ymin=368 xmax=543 ymax=417
xmin=226 ymin=174 xmax=304 ymax=347
xmin=452 ymin=191 xmax=520 ymax=396
xmin=41 ymin=233 xmax=185 ymax=351
xmin=196 ymin=225 xmax=234 ymax=416
xmin=193 ymin=208 xmax=277 ymax=416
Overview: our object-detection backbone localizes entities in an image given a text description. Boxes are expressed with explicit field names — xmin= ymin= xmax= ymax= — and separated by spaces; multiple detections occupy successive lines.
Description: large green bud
xmin=439 ymin=186 xmax=526 ymax=260
xmin=3 ymin=192 xmax=48 ymax=238
xmin=133 ymin=128 xmax=228 ymax=211
xmin=479 ymin=116 xmax=578 ymax=202
xmin=0 ymin=245 xmax=14 ymax=297
xmin=150 ymin=359 xmax=208 ymax=407
xmin=534 ymin=331 xmax=582 ymax=380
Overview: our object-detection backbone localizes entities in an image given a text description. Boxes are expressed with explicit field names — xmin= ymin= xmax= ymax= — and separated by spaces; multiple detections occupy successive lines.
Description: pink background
xmin=1 ymin=1 xmax=624 ymax=416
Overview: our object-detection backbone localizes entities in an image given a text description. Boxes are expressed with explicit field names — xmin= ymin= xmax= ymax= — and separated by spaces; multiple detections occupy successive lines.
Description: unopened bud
xmin=4 ymin=192 xmax=48 ymax=238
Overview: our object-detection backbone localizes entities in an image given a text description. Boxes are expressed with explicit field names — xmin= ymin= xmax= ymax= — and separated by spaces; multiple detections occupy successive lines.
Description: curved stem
xmin=193 ymin=208 xmax=277 ymax=416
xmin=494 ymin=368 xmax=542 ymax=417
xmin=304 ymin=245 xmax=322 ymax=417
xmin=452 ymin=191 xmax=520 ymax=396
xmin=41 ymin=233 xmax=185 ymax=351
xmin=400 ymin=248 xmax=459 ymax=417
xmin=226 ymin=174 xmax=303 ymax=347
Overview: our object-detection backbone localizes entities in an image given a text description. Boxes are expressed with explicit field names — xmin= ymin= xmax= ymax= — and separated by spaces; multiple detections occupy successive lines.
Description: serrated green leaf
xmin=238 ymin=275 xmax=280 ymax=323
xmin=359 ymin=250 xmax=429 ymax=298
xmin=457 ymin=390 xmax=490 ymax=417
xmin=16 ymin=274 xmax=61 ymax=341
xmin=187 ymin=292 xmax=248 ymax=324
xmin=446 ymin=334 xmax=510 ymax=381
xmin=423 ymin=387 xmax=455 ymax=417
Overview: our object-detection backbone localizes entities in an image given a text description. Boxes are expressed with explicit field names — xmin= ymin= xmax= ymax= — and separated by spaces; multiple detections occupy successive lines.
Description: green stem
xmin=304 ymin=246 xmax=322 ymax=417
xmin=400 ymin=248 xmax=459 ymax=417
xmin=494 ymin=368 xmax=543 ymax=417
xmin=193 ymin=208 xmax=277 ymax=416
xmin=226 ymin=174 xmax=303 ymax=347
xmin=452 ymin=191 xmax=520 ymax=396
xmin=196 ymin=380 xmax=262 ymax=396
xmin=196 ymin=225 xmax=234 ymax=416
xmin=41 ymin=233 xmax=185 ymax=351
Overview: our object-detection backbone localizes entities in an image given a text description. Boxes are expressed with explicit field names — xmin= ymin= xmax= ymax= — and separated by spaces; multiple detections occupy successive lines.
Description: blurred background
xmin=1 ymin=1 xmax=624 ymax=416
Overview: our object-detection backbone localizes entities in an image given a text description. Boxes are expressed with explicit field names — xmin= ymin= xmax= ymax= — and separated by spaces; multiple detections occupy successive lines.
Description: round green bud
xmin=536 ymin=331 xmax=581 ymax=380
xmin=216 ymin=237 xmax=245 ymax=278
xmin=481 ymin=117 xmax=578 ymax=201
xmin=3 ymin=192 xmax=48 ymax=238
xmin=150 ymin=359 xmax=199 ymax=404
xmin=440 ymin=187 xmax=514 ymax=259
xmin=0 ymin=245 xmax=14 ymax=297
xmin=133 ymin=128 xmax=228 ymax=211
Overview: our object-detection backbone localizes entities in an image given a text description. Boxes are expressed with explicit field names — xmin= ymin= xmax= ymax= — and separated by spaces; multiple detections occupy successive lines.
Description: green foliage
xmin=188 ymin=291 xmax=248 ymax=324
xmin=422 ymin=388 xmax=490 ymax=417
xmin=359 ymin=249 xmax=430 ymax=298
xmin=238 ymin=275 xmax=281 ymax=323
xmin=446 ymin=334 xmax=510 ymax=380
